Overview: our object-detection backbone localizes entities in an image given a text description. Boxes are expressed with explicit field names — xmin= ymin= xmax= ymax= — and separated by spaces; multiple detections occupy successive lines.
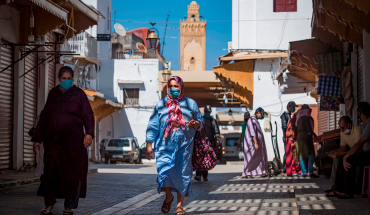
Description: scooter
xmin=268 ymin=121 xmax=283 ymax=177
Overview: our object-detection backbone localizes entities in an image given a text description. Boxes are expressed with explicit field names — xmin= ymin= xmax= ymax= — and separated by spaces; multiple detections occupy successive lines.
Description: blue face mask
xmin=259 ymin=115 xmax=265 ymax=120
xmin=204 ymin=113 xmax=211 ymax=118
xmin=60 ymin=80 xmax=73 ymax=90
xmin=290 ymin=108 xmax=296 ymax=113
xmin=169 ymin=88 xmax=181 ymax=98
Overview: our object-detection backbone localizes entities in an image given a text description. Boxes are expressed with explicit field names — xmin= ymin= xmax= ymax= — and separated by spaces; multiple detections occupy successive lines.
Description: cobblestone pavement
xmin=1 ymin=163 xmax=370 ymax=215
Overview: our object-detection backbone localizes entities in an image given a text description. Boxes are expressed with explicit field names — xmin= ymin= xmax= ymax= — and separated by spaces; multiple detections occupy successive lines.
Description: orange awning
xmin=213 ymin=60 xmax=254 ymax=108
xmin=219 ymin=52 xmax=287 ymax=62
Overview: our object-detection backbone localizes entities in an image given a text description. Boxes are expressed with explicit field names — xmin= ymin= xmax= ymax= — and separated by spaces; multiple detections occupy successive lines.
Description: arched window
xmin=190 ymin=57 xmax=195 ymax=64
xmin=191 ymin=14 xmax=195 ymax=18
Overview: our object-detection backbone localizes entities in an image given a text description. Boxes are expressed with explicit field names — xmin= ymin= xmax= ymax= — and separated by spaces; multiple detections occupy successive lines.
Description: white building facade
xmin=231 ymin=0 xmax=317 ymax=161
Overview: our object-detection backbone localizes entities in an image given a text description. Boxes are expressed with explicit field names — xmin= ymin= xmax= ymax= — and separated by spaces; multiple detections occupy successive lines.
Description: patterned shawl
xmin=164 ymin=76 xmax=186 ymax=139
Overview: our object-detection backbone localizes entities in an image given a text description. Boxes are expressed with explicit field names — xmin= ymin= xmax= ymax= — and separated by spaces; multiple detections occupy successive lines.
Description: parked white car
xmin=104 ymin=137 xmax=140 ymax=164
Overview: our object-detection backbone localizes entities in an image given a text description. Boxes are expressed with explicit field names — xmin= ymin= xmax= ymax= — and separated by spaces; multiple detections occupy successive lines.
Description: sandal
xmin=337 ymin=193 xmax=352 ymax=199
xmin=41 ymin=208 xmax=53 ymax=215
xmin=63 ymin=210 xmax=73 ymax=215
xmin=241 ymin=175 xmax=247 ymax=178
xmin=194 ymin=176 xmax=201 ymax=181
xmin=176 ymin=207 xmax=186 ymax=215
xmin=325 ymin=191 xmax=337 ymax=197
xmin=324 ymin=185 xmax=335 ymax=193
xmin=161 ymin=195 xmax=174 ymax=214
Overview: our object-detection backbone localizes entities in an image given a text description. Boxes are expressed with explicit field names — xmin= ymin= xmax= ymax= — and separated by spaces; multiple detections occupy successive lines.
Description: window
xmin=108 ymin=139 xmax=130 ymax=147
xmin=274 ymin=0 xmax=297 ymax=12
xmin=190 ymin=57 xmax=195 ymax=64
xmin=226 ymin=138 xmax=239 ymax=146
xmin=191 ymin=14 xmax=195 ymax=18
xmin=123 ymin=89 xmax=139 ymax=105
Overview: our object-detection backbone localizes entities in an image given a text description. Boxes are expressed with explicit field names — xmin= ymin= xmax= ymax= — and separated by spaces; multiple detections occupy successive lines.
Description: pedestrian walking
xmin=194 ymin=105 xmax=220 ymax=182
xmin=238 ymin=112 xmax=251 ymax=178
xmin=280 ymin=101 xmax=298 ymax=176
xmin=285 ymin=113 xmax=301 ymax=176
xmin=145 ymin=76 xmax=203 ymax=215
xmin=32 ymin=66 xmax=95 ymax=215
xmin=100 ymin=140 xmax=106 ymax=162
xmin=296 ymin=104 xmax=318 ymax=177
xmin=242 ymin=107 xmax=268 ymax=178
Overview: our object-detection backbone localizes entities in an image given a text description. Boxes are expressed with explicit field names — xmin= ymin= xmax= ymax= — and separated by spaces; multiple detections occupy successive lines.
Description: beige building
xmin=180 ymin=1 xmax=206 ymax=71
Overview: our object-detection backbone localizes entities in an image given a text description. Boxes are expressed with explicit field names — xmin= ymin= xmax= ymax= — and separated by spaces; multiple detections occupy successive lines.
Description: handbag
xmin=192 ymin=129 xmax=217 ymax=171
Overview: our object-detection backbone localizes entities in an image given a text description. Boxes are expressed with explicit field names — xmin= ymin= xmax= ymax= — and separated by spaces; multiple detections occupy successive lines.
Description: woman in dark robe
xmin=296 ymin=104 xmax=317 ymax=177
xmin=32 ymin=66 xmax=94 ymax=215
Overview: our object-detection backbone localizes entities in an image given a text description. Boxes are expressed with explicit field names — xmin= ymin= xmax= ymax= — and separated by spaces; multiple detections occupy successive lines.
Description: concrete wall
xmin=97 ymin=0 xmax=112 ymax=59
xmin=232 ymin=0 xmax=312 ymax=50
xmin=98 ymin=58 xmax=164 ymax=146
xmin=252 ymin=59 xmax=317 ymax=162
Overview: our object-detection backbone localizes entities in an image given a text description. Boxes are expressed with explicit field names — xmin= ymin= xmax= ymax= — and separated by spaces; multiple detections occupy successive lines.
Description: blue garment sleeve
xmin=191 ymin=99 xmax=204 ymax=131
xmin=146 ymin=103 xmax=160 ymax=143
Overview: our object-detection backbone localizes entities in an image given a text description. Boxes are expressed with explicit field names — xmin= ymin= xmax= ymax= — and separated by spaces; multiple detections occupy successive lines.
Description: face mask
xmin=344 ymin=128 xmax=351 ymax=134
xmin=259 ymin=115 xmax=265 ymax=120
xmin=204 ymin=113 xmax=211 ymax=118
xmin=169 ymin=88 xmax=181 ymax=98
xmin=358 ymin=113 xmax=362 ymax=123
xmin=60 ymin=80 xmax=73 ymax=90
xmin=290 ymin=108 xmax=296 ymax=113
xmin=244 ymin=118 xmax=249 ymax=122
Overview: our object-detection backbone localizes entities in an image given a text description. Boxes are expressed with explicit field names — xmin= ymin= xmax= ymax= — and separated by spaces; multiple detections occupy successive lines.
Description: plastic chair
xmin=362 ymin=165 xmax=370 ymax=198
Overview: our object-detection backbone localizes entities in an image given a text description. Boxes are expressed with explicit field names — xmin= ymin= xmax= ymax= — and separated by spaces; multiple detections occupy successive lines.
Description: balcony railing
xmin=66 ymin=32 xmax=97 ymax=58
xmin=116 ymin=49 xmax=165 ymax=65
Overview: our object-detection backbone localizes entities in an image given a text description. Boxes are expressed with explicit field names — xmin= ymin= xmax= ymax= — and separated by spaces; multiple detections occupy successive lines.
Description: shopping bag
xmin=192 ymin=130 xmax=217 ymax=171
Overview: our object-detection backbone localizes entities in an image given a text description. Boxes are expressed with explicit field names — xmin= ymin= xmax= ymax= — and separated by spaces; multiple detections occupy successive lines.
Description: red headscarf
xmin=164 ymin=76 xmax=186 ymax=138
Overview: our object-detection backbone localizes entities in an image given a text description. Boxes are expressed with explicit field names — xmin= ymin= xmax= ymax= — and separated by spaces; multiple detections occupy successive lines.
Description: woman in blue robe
xmin=145 ymin=76 xmax=203 ymax=215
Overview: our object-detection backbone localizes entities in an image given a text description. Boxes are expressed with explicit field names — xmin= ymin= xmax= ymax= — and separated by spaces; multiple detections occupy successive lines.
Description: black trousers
xmin=282 ymin=134 xmax=287 ymax=173
xmin=44 ymin=181 xmax=81 ymax=209
xmin=196 ymin=171 xmax=208 ymax=178
xmin=335 ymin=151 xmax=370 ymax=196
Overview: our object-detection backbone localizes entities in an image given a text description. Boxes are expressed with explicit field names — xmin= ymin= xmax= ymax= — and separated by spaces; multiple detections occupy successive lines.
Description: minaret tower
xmin=180 ymin=1 xmax=207 ymax=71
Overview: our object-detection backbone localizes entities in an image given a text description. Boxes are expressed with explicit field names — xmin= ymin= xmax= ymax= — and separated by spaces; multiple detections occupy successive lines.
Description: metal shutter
xmin=46 ymin=33 xmax=56 ymax=92
xmin=317 ymin=98 xmax=328 ymax=136
xmin=23 ymin=52 xmax=38 ymax=167
xmin=0 ymin=40 xmax=14 ymax=169
xmin=274 ymin=0 xmax=286 ymax=12
xmin=358 ymin=46 xmax=365 ymax=102
xmin=286 ymin=0 xmax=297 ymax=12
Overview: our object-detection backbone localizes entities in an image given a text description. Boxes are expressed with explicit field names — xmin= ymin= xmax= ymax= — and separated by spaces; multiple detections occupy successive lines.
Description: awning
xmin=50 ymin=0 xmax=101 ymax=39
xmin=313 ymin=0 xmax=370 ymax=47
xmin=64 ymin=55 xmax=101 ymax=65
xmin=219 ymin=52 xmax=287 ymax=62
xmin=216 ymin=114 xmax=244 ymax=126
xmin=213 ymin=60 xmax=254 ymax=108
xmin=82 ymin=88 xmax=123 ymax=120
xmin=2 ymin=0 xmax=69 ymax=44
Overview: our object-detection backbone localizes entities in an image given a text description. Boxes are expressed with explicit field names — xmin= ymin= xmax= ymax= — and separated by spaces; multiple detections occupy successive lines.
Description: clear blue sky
xmin=112 ymin=0 xmax=232 ymax=70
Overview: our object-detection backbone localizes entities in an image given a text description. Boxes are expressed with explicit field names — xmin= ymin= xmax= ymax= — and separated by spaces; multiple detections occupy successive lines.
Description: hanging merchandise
xmin=341 ymin=66 xmax=354 ymax=111
xmin=316 ymin=52 xmax=344 ymax=75
xmin=317 ymin=74 xmax=342 ymax=98
xmin=320 ymin=96 xmax=340 ymax=111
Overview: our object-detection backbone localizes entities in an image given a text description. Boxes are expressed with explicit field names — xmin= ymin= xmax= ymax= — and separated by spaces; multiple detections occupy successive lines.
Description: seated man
xmin=333 ymin=102 xmax=370 ymax=199
xmin=325 ymin=116 xmax=362 ymax=195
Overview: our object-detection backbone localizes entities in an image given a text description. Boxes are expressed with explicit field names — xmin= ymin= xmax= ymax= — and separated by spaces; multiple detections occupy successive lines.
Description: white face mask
xmin=343 ymin=124 xmax=351 ymax=134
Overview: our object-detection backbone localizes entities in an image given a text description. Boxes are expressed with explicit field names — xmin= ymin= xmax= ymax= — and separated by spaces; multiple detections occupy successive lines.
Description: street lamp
xmin=146 ymin=22 xmax=160 ymax=49
xmin=162 ymin=68 xmax=171 ymax=82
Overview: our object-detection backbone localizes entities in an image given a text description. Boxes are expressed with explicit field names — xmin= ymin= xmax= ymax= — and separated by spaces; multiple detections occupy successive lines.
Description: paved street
xmin=1 ymin=163 xmax=370 ymax=215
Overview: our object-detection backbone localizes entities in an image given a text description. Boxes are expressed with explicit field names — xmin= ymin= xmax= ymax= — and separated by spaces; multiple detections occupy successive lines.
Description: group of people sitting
xmin=280 ymin=101 xmax=370 ymax=199
xmin=324 ymin=101 xmax=370 ymax=199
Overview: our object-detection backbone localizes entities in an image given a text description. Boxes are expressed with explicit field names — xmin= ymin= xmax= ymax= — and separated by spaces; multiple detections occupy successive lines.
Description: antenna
xmin=113 ymin=8 xmax=117 ymax=27
xmin=114 ymin=23 xmax=126 ymax=36
xmin=161 ymin=11 xmax=170 ymax=55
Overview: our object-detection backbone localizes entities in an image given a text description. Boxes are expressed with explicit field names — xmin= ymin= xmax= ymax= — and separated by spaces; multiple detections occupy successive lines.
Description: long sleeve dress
xmin=146 ymin=97 xmax=203 ymax=197
xmin=31 ymin=85 xmax=95 ymax=199
xmin=243 ymin=116 xmax=268 ymax=176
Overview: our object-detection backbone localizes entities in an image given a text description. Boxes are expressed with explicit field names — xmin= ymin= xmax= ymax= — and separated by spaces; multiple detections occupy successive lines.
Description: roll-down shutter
xmin=0 ymin=40 xmax=14 ymax=169
xmin=317 ymin=99 xmax=328 ymax=136
xmin=358 ymin=46 xmax=365 ymax=102
xmin=23 ymin=52 xmax=38 ymax=167
xmin=46 ymin=33 xmax=56 ymax=91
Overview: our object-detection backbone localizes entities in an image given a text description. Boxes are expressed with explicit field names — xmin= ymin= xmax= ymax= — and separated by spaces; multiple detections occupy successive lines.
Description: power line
xmin=103 ymin=18 xmax=311 ymax=24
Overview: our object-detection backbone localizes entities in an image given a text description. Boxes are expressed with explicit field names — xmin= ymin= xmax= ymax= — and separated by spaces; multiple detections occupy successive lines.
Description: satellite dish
xmin=136 ymin=42 xmax=147 ymax=53
xmin=114 ymin=23 xmax=126 ymax=36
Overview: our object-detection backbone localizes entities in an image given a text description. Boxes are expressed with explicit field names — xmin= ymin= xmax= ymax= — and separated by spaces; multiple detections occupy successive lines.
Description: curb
xmin=0 ymin=168 xmax=98 ymax=190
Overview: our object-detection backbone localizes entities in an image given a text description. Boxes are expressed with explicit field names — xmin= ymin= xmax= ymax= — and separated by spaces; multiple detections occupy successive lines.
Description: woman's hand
xmin=254 ymin=143 xmax=259 ymax=151
xmin=84 ymin=135 xmax=93 ymax=148
xmin=187 ymin=119 xmax=200 ymax=129
xmin=33 ymin=142 xmax=40 ymax=153
xmin=145 ymin=142 xmax=154 ymax=161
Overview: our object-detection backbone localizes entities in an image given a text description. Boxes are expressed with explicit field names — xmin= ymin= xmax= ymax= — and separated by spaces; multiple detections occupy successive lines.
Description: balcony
xmin=66 ymin=32 xmax=97 ymax=58
xmin=115 ymin=49 xmax=165 ymax=65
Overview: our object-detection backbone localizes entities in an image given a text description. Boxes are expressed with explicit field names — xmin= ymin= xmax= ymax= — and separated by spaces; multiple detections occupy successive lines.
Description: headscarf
xmin=296 ymin=109 xmax=313 ymax=130
xmin=164 ymin=76 xmax=186 ymax=139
